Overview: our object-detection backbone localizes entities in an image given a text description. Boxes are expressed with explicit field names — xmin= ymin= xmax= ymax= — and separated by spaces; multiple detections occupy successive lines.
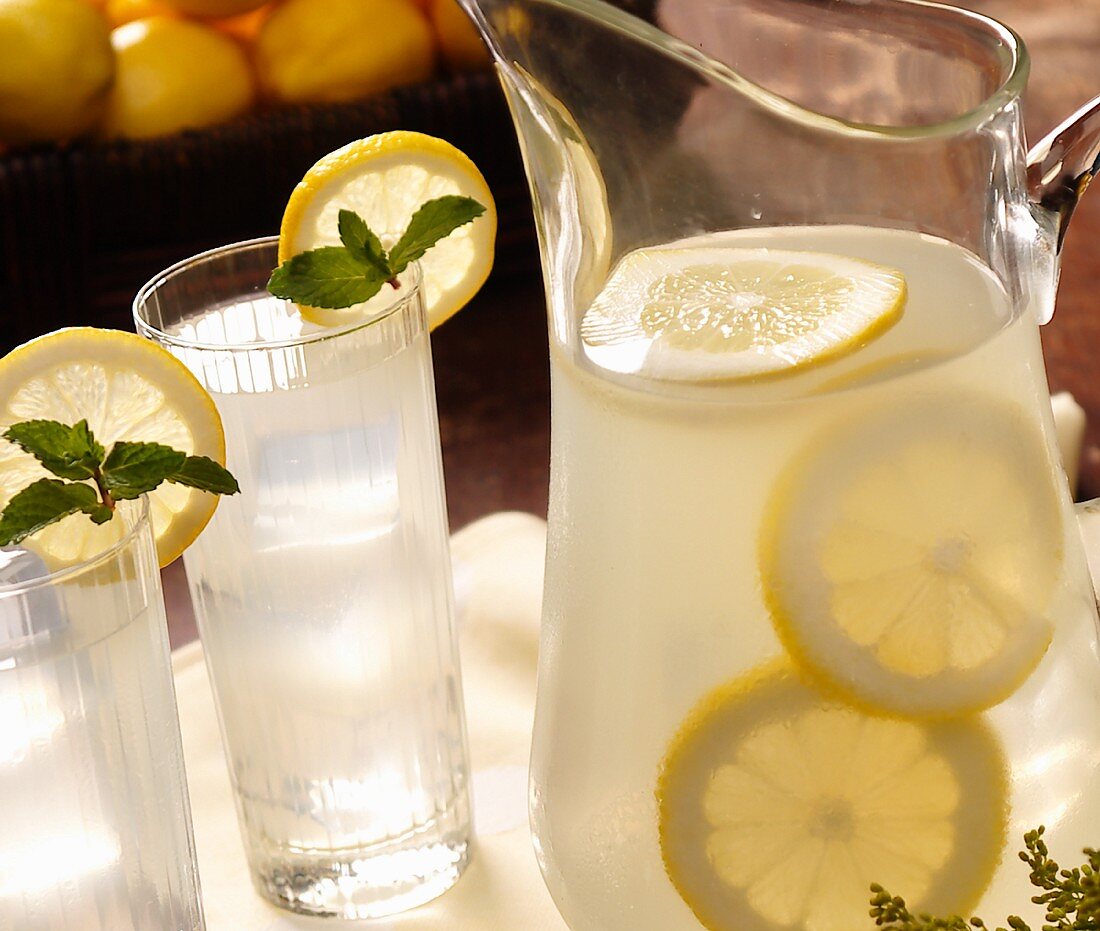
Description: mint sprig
xmin=0 ymin=420 xmax=240 ymax=547
xmin=267 ymin=196 xmax=486 ymax=310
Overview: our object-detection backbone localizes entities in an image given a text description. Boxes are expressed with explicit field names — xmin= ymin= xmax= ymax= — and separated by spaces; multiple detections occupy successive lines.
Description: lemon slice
xmin=579 ymin=246 xmax=906 ymax=380
xmin=0 ymin=327 xmax=227 ymax=568
xmin=761 ymin=397 xmax=1064 ymax=719
xmin=658 ymin=662 xmax=1007 ymax=931
xmin=279 ymin=131 xmax=496 ymax=328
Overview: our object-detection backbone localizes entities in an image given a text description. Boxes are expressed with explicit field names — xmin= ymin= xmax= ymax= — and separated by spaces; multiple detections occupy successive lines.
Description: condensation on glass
xmin=0 ymin=498 xmax=204 ymax=931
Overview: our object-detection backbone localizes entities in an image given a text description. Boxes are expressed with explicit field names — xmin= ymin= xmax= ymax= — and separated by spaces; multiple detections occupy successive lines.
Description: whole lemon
xmin=254 ymin=0 xmax=434 ymax=104
xmin=100 ymin=17 xmax=255 ymax=139
xmin=0 ymin=0 xmax=115 ymax=145
xmin=105 ymin=0 xmax=174 ymax=26
xmin=213 ymin=3 xmax=269 ymax=41
xmin=429 ymin=0 xmax=488 ymax=71
xmin=161 ymin=0 xmax=265 ymax=16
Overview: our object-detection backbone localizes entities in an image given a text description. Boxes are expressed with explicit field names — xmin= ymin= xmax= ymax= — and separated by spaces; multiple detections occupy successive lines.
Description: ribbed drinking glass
xmin=0 ymin=497 xmax=204 ymax=931
xmin=133 ymin=238 xmax=472 ymax=920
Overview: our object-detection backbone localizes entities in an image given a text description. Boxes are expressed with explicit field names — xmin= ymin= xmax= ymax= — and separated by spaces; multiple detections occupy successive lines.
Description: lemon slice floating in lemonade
xmin=658 ymin=662 xmax=1008 ymax=931
xmin=579 ymin=246 xmax=906 ymax=380
xmin=0 ymin=327 xmax=229 ymax=568
xmin=279 ymin=130 xmax=496 ymax=328
xmin=761 ymin=397 xmax=1064 ymax=719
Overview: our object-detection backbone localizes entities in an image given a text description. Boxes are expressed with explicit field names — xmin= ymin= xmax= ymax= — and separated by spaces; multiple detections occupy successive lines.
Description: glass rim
xmin=132 ymin=236 xmax=423 ymax=354
xmin=485 ymin=0 xmax=1029 ymax=140
xmin=0 ymin=496 xmax=151 ymax=597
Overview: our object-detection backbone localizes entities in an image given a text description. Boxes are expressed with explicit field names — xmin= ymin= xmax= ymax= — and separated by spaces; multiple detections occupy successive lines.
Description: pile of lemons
xmin=0 ymin=0 xmax=488 ymax=148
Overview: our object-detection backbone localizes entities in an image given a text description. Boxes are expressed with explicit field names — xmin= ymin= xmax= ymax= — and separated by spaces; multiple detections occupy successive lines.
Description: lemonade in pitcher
xmin=531 ymin=224 xmax=1100 ymax=930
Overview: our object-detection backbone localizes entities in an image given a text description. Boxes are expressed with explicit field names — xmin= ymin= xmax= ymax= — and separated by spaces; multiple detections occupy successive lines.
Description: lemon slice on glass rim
xmin=658 ymin=661 xmax=1008 ymax=931
xmin=760 ymin=395 xmax=1064 ymax=719
xmin=579 ymin=246 xmax=907 ymax=380
xmin=279 ymin=130 xmax=497 ymax=328
xmin=0 ymin=327 xmax=228 ymax=569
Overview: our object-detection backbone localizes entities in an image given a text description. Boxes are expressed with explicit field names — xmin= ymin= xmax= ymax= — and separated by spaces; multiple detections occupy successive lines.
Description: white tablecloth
xmin=172 ymin=512 xmax=567 ymax=930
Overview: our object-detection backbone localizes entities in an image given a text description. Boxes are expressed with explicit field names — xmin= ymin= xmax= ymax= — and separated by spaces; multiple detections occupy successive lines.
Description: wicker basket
xmin=0 ymin=72 xmax=538 ymax=352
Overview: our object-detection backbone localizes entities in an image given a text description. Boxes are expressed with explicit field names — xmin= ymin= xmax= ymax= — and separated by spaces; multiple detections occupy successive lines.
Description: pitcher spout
xmin=460 ymin=0 xmax=1081 ymax=339
xmin=454 ymin=0 xmax=729 ymax=326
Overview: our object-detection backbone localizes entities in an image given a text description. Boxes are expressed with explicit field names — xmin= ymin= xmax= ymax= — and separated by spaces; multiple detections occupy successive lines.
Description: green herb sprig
xmin=267 ymin=197 xmax=485 ymax=310
xmin=871 ymin=826 xmax=1100 ymax=930
xmin=0 ymin=419 xmax=239 ymax=546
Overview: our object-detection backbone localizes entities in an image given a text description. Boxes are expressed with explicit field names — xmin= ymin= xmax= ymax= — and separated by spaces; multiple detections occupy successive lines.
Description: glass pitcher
xmin=457 ymin=0 xmax=1100 ymax=928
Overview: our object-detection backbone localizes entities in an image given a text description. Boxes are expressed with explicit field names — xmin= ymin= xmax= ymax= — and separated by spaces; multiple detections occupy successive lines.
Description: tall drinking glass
xmin=0 ymin=498 xmax=204 ymax=931
xmin=133 ymin=238 xmax=471 ymax=920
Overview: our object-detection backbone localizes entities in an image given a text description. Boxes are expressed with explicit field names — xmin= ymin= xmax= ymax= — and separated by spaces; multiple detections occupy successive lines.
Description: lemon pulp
xmin=579 ymin=245 xmax=906 ymax=381
xmin=760 ymin=395 xmax=1064 ymax=719
xmin=658 ymin=663 xmax=1008 ymax=931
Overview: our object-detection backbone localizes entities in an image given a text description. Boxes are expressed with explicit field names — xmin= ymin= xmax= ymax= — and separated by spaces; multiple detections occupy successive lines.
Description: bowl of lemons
xmin=0 ymin=0 xmax=556 ymax=351
xmin=0 ymin=0 xmax=490 ymax=145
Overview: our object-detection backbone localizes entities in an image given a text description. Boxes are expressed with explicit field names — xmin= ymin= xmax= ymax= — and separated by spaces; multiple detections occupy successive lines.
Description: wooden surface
xmin=163 ymin=0 xmax=1100 ymax=646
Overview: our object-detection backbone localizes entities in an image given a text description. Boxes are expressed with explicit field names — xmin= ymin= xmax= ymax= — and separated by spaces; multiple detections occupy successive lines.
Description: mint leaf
xmin=0 ymin=421 xmax=242 ymax=546
xmin=102 ymin=441 xmax=187 ymax=499
xmin=338 ymin=209 xmax=391 ymax=280
xmin=268 ymin=247 xmax=389 ymax=309
xmin=0 ymin=479 xmax=100 ymax=546
xmin=267 ymin=196 xmax=488 ymax=311
xmin=388 ymin=196 xmax=486 ymax=274
xmin=72 ymin=420 xmax=105 ymax=463
xmin=3 ymin=419 xmax=104 ymax=481
xmin=170 ymin=456 xmax=240 ymax=495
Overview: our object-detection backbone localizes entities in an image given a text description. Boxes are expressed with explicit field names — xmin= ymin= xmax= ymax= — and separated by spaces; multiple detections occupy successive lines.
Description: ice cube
xmin=251 ymin=418 xmax=400 ymax=549
xmin=0 ymin=547 xmax=64 ymax=650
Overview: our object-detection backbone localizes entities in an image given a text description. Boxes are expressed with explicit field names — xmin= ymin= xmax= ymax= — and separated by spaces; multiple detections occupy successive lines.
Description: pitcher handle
xmin=1027 ymin=94 xmax=1100 ymax=250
